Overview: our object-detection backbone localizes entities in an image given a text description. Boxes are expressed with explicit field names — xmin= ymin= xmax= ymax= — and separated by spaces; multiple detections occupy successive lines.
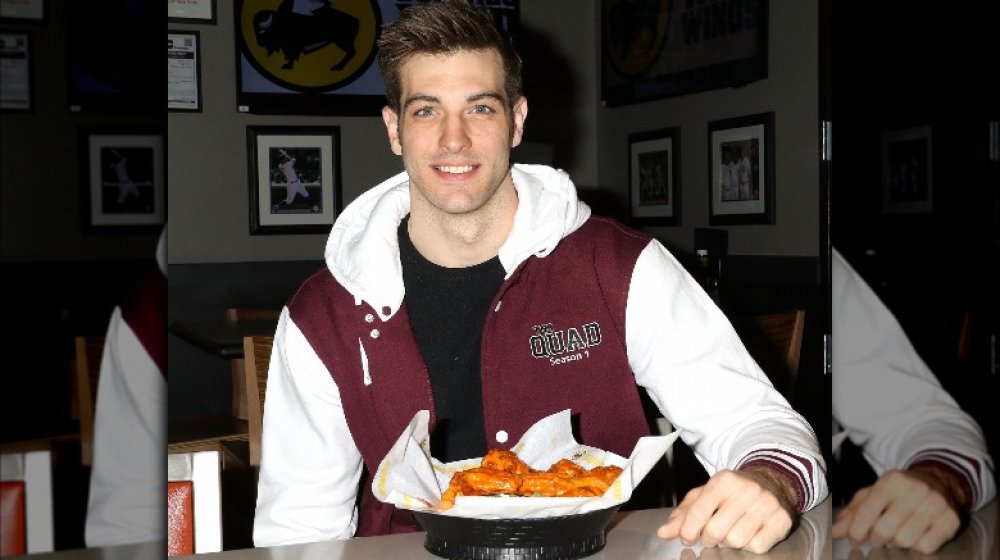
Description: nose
xmin=439 ymin=114 xmax=471 ymax=153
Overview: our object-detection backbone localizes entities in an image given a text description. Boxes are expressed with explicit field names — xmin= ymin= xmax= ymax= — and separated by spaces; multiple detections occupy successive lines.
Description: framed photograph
xmin=167 ymin=0 xmax=216 ymax=24
xmin=602 ymin=0 xmax=767 ymax=106
xmin=881 ymin=125 xmax=932 ymax=214
xmin=65 ymin=2 xmax=160 ymax=114
xmin=0 ymin=0 xmax=46 ymax=22
xmin=233 ymin=0 xmax=518 ymax=115
xmin=708 ymin=112 xmax=775 ymax=225
xmin=628 ymin=127 xmax=681 ymax=226
xmin=0 ymin=31 xmax=31 ymax=111
xmin=168 ymin=30 xmax=202 ymax=112
xmin=79 ymin=126 xmax=166 ymax=234
xmin=247 ymin=125 xmax=342 ymax=235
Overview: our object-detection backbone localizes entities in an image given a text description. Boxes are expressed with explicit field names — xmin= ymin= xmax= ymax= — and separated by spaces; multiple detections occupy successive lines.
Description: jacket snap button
xmin=370 ymin=329 xmax=380 ymax=339
xmin=364 ymin=313 xmax=374 ymax=323
xmin=495 ymin=430 xmax=508 ymax=443
xmin=381 ymin=306 xmax=391 ymax=316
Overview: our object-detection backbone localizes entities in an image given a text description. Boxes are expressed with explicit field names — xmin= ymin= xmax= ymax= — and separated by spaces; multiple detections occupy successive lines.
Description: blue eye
xmin=471 ymin=105 xmax=494 ymax=115
xmin=415 ymin=107 xmax=434 ymax=117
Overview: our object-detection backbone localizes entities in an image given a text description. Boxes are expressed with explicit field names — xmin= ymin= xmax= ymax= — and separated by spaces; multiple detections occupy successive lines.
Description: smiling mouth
xmin=435 ymin=165 xmax=476 ymax=174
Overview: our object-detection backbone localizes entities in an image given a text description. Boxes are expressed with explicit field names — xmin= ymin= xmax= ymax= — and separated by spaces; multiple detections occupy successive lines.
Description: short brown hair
xmin=376 ymin=0 xmax=523 ymax=114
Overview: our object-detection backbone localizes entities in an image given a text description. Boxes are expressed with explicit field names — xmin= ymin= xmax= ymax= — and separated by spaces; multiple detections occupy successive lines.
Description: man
xmin=85 ymin=228 xmax=166 ymax=547
xmin=831 ymin=249 xmax=995 ymax=553
xmin=253 ymin=0 xmax=826 ymax=553
xmin=736 ymin=148 xmax=752 ymax=201
xmin=273 ymin=149 xmax=311 ymax=211
xmin=109 ymin=149 xmax=141 ymax=205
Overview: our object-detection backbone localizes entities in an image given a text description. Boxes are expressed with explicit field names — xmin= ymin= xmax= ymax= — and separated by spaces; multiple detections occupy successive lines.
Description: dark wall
xmin=167 ymin=261 xmax=323 ymax=420
xmin=831 ymin=4 xmax=998 ymax=456
xmin=0 ymin=2 xmax=162 ymax=263
xmin=2 ymin=260 xmax=155 ymax=443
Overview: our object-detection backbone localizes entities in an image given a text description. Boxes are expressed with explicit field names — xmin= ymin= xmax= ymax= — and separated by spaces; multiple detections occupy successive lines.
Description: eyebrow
xmin=402 ymin=92 xmax=507 ymax=112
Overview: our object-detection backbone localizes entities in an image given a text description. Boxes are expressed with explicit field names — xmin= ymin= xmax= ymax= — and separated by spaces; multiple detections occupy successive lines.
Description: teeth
xmin=438 ymin=165 xmax=473 ymax=174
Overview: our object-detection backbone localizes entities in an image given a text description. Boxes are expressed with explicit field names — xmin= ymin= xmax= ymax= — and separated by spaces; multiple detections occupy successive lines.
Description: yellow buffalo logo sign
xmin=238 ymin=0 xmax=382 ymax=92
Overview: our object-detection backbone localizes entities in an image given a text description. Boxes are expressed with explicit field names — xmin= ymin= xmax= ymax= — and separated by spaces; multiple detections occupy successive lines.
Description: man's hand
xmin=832 ymin=466 xmax=964 ymax=554
xmin=657 ymin=467 xmax=798 ymax=554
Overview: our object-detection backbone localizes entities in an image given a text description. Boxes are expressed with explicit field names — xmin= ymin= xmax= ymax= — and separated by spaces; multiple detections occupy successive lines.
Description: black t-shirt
xmin=398 ymin=216 xmax=505 ymax=462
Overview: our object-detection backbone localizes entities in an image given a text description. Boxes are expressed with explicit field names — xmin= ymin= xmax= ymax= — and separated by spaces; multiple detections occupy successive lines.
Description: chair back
xmin=224 ymin=309 xmax=280 ymax=420
xmin=243 ymin=335 xmax=274 ymax=467
xmin=225 ymin=307 xmax=281 ymax=324
xmin=732 ymin=309 xmax=806 ymax=405
xmin=0 ymin=449 xmax=54 ymax=554
xmin=167 ymin=450 xmax=222 ymax=556
xmin=75 ymin=336 xmax=105 ymax=466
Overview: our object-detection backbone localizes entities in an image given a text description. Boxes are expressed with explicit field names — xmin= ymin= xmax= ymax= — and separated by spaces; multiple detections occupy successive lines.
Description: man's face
xmin=382 ymin=49 xmax=527 ymax=218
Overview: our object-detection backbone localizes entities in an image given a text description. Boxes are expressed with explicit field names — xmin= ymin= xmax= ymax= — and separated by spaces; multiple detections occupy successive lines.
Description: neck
xmin=408 ymin=184 xmax=517 ymax=268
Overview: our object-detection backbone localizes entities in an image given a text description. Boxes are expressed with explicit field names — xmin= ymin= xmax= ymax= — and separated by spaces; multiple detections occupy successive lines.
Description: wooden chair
xmin=74 ymin=336 xmax=105 ymax=466
xmin=731 ymin=309 xmax=806 ymax=405
xmin=0 ymin=446 xmax=54 ymax=555
xmin=224 ymin=308 xmax=280 ymax=420
xmin=167 ymin=449 xmax=222 ymax=556
xmin=242 ymin=335 xmax=274 ymax=467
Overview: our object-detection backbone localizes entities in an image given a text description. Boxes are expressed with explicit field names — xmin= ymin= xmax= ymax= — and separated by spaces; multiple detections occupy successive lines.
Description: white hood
xmin=324 ymin=164 xmax=591 ymax=321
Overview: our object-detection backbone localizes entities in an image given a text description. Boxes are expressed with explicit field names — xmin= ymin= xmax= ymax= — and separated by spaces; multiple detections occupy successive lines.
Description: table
xmin=5 ymin=540 xmax=162 ymax=559
xmin=170 ymin=320 xmax=279 ymax=359
xmin=14 ymin=499 xmax=997 ymax=559
xmin=170 ymin=319 xmax=278 ymax=419
xmin=181 ymin=500 xmax=834 ymax=560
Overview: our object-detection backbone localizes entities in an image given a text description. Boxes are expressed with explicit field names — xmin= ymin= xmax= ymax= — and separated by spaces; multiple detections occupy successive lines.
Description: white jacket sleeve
xmin=253 ymin=308 xmax=364 ymax=546
xmin=627 ymin=241 xmax=827 ymax=512
xmin=85 ymin=307 xmax=166 ymax=547
xmin=831 ymin=249 xmax=995 ymax=510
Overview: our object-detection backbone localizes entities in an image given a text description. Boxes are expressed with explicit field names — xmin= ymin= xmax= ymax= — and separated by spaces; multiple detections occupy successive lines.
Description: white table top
xmin=13 ymin=498 xmax=997 ymax=559
xmin=187 ymin=500 xmax=834 ymax=560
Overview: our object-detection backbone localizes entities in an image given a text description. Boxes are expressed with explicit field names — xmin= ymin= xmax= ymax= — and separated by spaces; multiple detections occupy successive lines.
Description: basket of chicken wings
xmin=372 ymin=410 xmax=678 ymax=560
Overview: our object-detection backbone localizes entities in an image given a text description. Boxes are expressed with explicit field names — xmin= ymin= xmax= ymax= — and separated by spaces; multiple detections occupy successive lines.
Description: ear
xmin=510 ymin=96 xmax=528 ymax=149
xmin=382 ymin=105 xmax=402 ymax=155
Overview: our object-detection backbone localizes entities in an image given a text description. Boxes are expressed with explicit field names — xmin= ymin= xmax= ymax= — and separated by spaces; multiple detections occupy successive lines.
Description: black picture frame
xmin=247 ymin=125 xmax=342 ymax=235
xmin=65 ymin=2 xmax=162 ymax=115
xmin=79 ymin=126 xmax=166 ymax=234
xmin=168 ymin=30 xmax=202 ymax=112
xmin=601 ymin=0 xmax=768 ymax=106
xmin=0 ymin=0 xmax=46 ymax=23
xmin=708 ymin=112 xmax=775 ymax=225
xmin=0 ymin=31 xmax=32 ymax=112
xmin=628 ymin=127 xmax=681 ymax=226
xmin=233 ymin=0 xmax=518 ymax=115
xmin=167 ymin=0 xmax=217 ymax=25
xmin=881 ymin=125 xmax=933 ymax=215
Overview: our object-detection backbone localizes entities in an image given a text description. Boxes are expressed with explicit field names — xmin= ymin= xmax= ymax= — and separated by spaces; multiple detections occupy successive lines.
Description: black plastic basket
xmin=411 ymin=505 xmax=620 ymax=560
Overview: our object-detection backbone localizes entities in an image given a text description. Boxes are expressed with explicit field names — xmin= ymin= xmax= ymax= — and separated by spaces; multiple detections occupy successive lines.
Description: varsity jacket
xmin=253 ymin=165 xmax=827 ymax=546
xmin=86 ymin=230 xmax=166 ymax=547
xmin=832 ymin=249 xmax=995 ymax=511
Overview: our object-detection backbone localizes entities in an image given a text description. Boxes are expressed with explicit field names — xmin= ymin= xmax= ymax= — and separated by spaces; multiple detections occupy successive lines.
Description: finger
xmin=699 ymin=486 xmax=759 ymax=548
xmin=657 ymin=507 xmax=685 ymax=539
xmin=832 ymin=509 xmax=853 ymax=538
xmin=904 ymin=500 xmax=960 ymax=554
xmin=734 ymin=498 xmax=794 ymax=554
xmin=867 ymin=483 xmax=926 ymax=547
xmin=844 ymin=486 xmax=889 ymax=545
xmin=678 ymin=484 xmax=724 ymax=547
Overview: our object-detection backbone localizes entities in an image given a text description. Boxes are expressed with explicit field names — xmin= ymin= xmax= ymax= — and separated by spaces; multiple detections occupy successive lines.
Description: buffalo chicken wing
xmin=439 ymin=449 xmax=623 ymax=509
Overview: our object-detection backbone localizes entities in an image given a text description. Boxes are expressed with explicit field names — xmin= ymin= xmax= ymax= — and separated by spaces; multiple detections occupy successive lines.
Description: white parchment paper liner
xmin=372 ymin=409 xmax=679 ymax=519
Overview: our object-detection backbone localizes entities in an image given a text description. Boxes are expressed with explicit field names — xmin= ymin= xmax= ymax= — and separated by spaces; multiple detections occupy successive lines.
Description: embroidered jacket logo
xmin=529 ymin=322 xmax=602 ymax=365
